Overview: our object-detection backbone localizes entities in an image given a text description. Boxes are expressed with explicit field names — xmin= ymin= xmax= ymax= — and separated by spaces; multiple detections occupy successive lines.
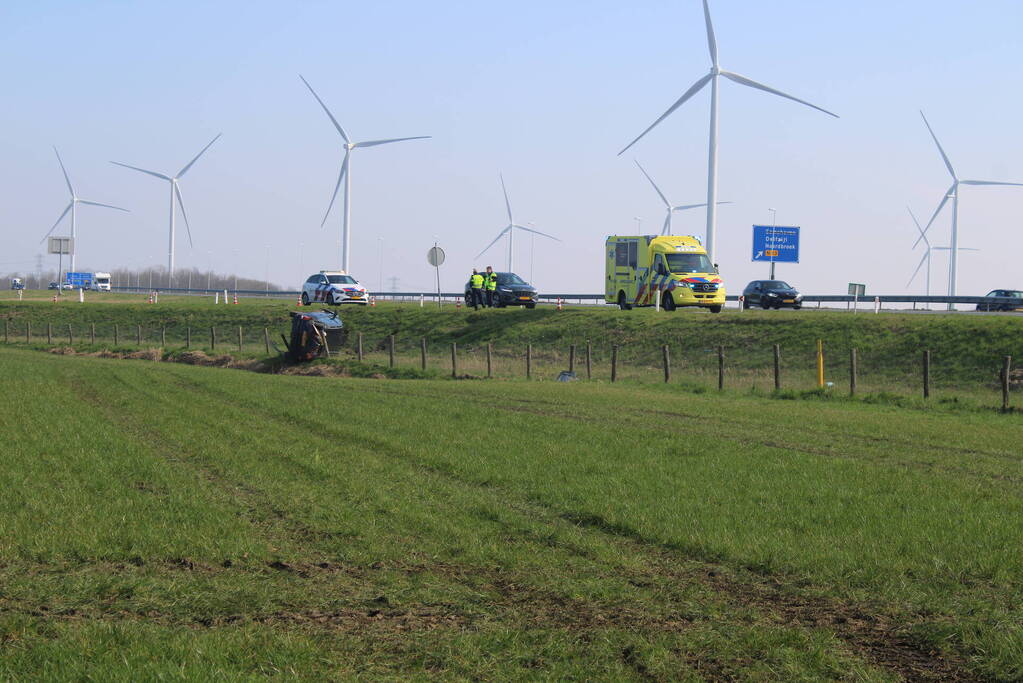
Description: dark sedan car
xmin=464 ymin=272 xmax=537 ymax=309
xmin=977 ymin=289 xmax=1023 ymax=312
xmin=741 ymin=280 xmax=803 ymax=310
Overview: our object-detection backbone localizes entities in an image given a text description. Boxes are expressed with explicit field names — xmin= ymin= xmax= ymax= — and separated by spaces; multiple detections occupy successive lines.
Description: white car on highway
xmin=301 ymin=271 xmax=369 ymax=306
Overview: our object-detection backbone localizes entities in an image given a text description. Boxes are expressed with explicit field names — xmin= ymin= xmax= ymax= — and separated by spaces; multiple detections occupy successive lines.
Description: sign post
xmin=848 ymin=283 xmax=866 ymax=313
xmin=48 ymin=237 xmax=73 ymax=294
xmin=752 ymin=225 xmax=800 ymax=279
xmin=427 ymin=244 xmax=446 ymax=307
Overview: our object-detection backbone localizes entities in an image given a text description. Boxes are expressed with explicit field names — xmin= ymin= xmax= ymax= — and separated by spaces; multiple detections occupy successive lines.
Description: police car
xmin=301 ymin=271 xmax=368 ymax=306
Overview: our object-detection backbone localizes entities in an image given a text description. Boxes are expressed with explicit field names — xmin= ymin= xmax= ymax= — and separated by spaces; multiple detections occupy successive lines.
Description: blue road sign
xmin=66 ymin=272 xmax=93 ymax=287
xmin=752 ymin=225 xmax=800 ymax=263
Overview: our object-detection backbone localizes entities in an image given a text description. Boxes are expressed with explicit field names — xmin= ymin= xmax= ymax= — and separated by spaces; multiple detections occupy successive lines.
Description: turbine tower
xmin=300 ymin=75 xmax=430 ymax=273
xmin=916 ymin=111 xmax=1023 ymax=309
xmin=619 ymin=0 xmax=838 ymax=263
xmin=41 ymin=147 xmax=129 ymax=273
xmin=634 ymin=160 xmax=729 ymax=236
xmin=906 ymin=207 xmax=933 ymax=298
xmin=111 ymin=134 xmax=221 ymax=284
xmin=476 ymin=175 xmax=560 ymax=272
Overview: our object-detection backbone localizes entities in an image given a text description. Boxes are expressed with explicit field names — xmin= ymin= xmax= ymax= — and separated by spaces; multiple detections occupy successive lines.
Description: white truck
xmin=92 ymin=272 xmax=111 ymax=291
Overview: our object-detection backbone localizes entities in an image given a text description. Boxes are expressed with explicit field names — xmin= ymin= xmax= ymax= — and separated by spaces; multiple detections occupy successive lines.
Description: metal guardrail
xmin=108 ymin=286 xmax=1022 ymax=309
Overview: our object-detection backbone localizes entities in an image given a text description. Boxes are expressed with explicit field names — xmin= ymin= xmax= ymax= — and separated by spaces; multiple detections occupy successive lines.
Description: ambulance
xmin=605 ymin=235 xmax=726 ymax=312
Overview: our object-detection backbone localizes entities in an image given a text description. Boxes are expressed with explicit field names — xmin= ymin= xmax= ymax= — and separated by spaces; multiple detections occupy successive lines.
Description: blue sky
xmin=2 ymin=0 xmax=1022 ymax=295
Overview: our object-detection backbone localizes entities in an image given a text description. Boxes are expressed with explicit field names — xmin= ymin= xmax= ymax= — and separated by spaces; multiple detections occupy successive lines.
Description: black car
xmin=741 ymin=280 xmax=802 ymax=310
xmin=464 ymin=272 xmax=537 ymax=309
xmin=977 ymin=289 xmax=1023 ymax=312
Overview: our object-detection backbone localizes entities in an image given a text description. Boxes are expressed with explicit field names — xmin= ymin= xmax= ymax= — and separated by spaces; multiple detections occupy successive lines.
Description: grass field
xmin=1 ymin=345 xmax=1021 ymax=680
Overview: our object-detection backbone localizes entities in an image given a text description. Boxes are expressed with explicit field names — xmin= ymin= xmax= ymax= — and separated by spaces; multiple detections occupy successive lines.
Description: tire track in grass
xmin=160 ymin=365 xmax=980 ymax=682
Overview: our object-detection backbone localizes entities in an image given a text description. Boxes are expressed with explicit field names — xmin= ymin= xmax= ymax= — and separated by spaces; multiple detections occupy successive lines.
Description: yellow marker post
xmin=816 ymin=339 xmax=825 ymax=388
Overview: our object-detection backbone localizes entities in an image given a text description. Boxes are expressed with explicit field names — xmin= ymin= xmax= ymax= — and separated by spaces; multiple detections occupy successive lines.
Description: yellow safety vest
xmin=485 ymin=273 xmax=497 ymax=290
xmin=470 ymin=274 xmax=484 ymax=288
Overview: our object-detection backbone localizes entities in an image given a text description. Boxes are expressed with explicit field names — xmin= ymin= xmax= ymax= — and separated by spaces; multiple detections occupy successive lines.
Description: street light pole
xmin=634 ymin=216 xmax=643 ymax=232
xmin=768 ymin=208 xmax=778 ymax=280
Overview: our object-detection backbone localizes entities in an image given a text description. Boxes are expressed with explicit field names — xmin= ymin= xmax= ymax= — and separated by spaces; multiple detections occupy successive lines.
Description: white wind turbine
xmin=475 ymin=174 xmax=560 ymax=272
xmin=916 ymin=111 xmax=1023 ymax=309
xmin=634 ymin=160 xmax=730 ymax=236
xmin=908 ymin=206 xmax=979 ymax=301
xmin=111 ymin=134 xmax=221 ymax=284
xmin=619 ymin=0 xmax=838 ymax=263
xmin=300 ymin=75 xmax=430 ymax=273
xmin=41 ymin=147 xmax=129 ymax=273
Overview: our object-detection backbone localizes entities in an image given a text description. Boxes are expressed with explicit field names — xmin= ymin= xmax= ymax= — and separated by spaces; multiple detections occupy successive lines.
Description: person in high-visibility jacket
xmin=484 ymin=266 xmax=498 ymax=307
xmin=469 ymin=269 xmax=485 ymax=310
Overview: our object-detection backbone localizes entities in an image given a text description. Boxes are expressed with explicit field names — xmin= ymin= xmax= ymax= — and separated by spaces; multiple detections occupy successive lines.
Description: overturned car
xmin=282 ymin=309 xmax=346 ymax=362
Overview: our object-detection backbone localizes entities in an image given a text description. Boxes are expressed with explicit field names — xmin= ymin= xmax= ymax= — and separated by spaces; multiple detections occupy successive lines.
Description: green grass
xmin=1 ymin=346 xmax=1021 ymax=679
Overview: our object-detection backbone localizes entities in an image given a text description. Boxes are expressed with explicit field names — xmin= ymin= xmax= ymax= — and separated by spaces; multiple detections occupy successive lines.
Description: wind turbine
xmin=634 ymin=160 xmax=730 ymax=236
xmin=908 ymin=206 xmax=979 ymax=300
xmin=916 ymin=111 xmax=1023 ymax=309
xmin=475 ymin=175 xmax=560 ymax=272
xmin=300 ymin=75 xmax=430 ymax=273
xmin=41 ymin=147 xmax=129 ymax=273
xmin=619 ymin=0 xmax=838 ymax=263
xmin=111 ymin=134 xmax=221 ymax=284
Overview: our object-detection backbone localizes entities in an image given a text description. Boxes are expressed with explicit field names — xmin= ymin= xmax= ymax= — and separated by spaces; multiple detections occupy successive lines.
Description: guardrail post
xmin=586 ymin=340 xmax=592 ymax=380
xmin=569 ymin=344 xmax=576 ymax=374
xmin=611 ymin=345 xmax=618 ymax=383
xmin=264 ymin=328 xmax=270 ymax=354
xmin=388 ymin=335 xmax=395 ymax=368
xmin=662 ymin=345 xmax=670 ymax=383
xmin=526 ymin=344 xmax=532 ymax=379
xmin=923 ymin=350 xmax=931 ymax=399
xmin=849 ymin=348 xmax=857 ymax=396
xmin=718 ymin=346 xmax=724 ymax=390
xmin=421 ymin=337 xmax=427 ymax=371
xmin=773 ymin=344 xmax=781 ymax=391
xmin=486 ymin=343 xmax=492 ymax=378
xmin=1002 ymin=356 xmax=1012 ymax=412
xmin=451 ymin=342 xmax=457 ymax=378
xmin=357 ymin=333 xmax=363 ymax=362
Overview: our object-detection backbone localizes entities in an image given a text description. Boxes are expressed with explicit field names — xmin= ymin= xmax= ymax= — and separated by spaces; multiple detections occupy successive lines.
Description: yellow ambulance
xmin=605 ymin=235 xmax=726 ymax=312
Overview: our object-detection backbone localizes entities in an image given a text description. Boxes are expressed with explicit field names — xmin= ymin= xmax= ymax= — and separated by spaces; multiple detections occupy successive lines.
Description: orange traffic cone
xmin=296 ymin=293 xmax=302 ymax=307
xmin=370 ymin=297 xmax=376 ymax=307
xmin=233 ymin=293 xmax=238 ymax=305
xmin=456 ymin=299 xmax=461 ymax=309
xmin=557 ymin=298 xmax=563 ymax=311
xmin=148 ymin=293 xmax=153 ymax=304
xmin=52 ymin=294 xmax=58 ymax=303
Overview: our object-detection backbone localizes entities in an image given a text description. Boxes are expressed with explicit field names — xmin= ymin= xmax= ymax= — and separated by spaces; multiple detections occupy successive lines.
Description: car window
xmin=306 ymin=276 xmax=320 ymax=284
xmin=497 ymin=273 xmax=527 ymax=285
xmin=327 ymin=275 xmax=356 ymax=284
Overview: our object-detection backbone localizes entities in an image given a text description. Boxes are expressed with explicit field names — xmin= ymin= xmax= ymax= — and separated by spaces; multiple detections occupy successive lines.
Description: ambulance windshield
xmin=666 ymin=253 xmax=714 ymax=274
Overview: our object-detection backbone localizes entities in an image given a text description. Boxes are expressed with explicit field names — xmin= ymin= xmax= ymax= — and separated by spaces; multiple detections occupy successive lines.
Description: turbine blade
xmin=500 ymin=174 xmax=513 ymax=224
xmin=919 ymin=111 xmax=956 ymax=179
xmin=513 ymin=224 xmax=561 ymax=241
xmin=41 ymin=202 xmax=73 ymax=242
xmin=353 ymin=136 xmax=431 ymax=148
xmin=173 ymin=183 xmax=194 ymax=248
xmin=53 ymin=147 xmax=74 ymax=197
xmin=618 ymin=73 xmax=713 ymax=155
xmin=635 ymin=160 xmax=671 ymax=208
xmin=320 ymin=152 xmax=349 ymax=228
xmin=932 ymin=246 xmax=980 ymax=251
xmin=475 ymin=226 xmax=511 ymax=259
xmin=176 ymin=133 xmax=221 ymax=178
xmin=906 ymin=206 xmax=928 ymax=248
xmin=916 ymin=183 xmax=955 ymax=248
xmin=110 ymin=161 xmax=171 ymax=181
xmin=959 ymin=179 xmax=1023 ymax=187
xmin=671 ymin=200 xmax=731 ymax=211
xmin=702 ymin=0 xmax=718 ymax=67
xmin=299 ymin=75 xmax=350 ymax=143
xmin=721 ymin=70 xmax=839 ymax=118
xmin=906 ymin=251 xmax=928 ymax=287
xmin=77 ymin=199 xmax=129 ymax=212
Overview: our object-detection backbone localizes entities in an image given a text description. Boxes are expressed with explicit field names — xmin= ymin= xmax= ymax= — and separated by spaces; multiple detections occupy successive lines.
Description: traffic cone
xmin=148 ymin=293 xmax=153 ymax=304
xmin=370 ymin=297 xmax=376 ymax=307
xmin=52 ymin=294 xmax=58 ymax=303
xmin=296 ymin=293 xmax=302 ymax=307
xmin=233 ymin=293 xmax=238 ymax=305
xmin=557 ymin=298 xmax=563 ymax=311
xmin=456 ymin=299 xmax=461 ymax=309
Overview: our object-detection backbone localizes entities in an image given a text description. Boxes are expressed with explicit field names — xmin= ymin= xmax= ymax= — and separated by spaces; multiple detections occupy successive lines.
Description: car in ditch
xmin=463 ymin=271 xmax=538 ymax=308
xmin=741 ymin=280 xmax=803 ymax=309
xmin=301 ymin=271 xmax=368 ymax=306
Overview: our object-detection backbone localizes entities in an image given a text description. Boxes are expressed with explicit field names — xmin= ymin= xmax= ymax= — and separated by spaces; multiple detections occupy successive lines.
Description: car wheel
xmin=618 ymin=291 xmax=632 ymax=310
xmin=709 ymin=305 xmax=722 ymax=314
xmin=301 ymin=292 xmax=310 ymax=306
xmin=661 ymin=292 xmax=676 ymax=311
xmin=761 ymin=299 xmax=771 ymax=309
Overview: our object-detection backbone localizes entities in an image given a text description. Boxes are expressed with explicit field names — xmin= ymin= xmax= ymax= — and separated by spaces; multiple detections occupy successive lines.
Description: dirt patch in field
xmin=280 ymin=364 xmax=350 ymax=378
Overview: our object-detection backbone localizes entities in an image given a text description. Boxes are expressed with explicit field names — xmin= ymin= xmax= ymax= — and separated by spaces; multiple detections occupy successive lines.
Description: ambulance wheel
xmin=617 ymin=292 xmax=632 ymax=311
xmin=301 ymin=292 xmax=310 ymax=306
xmin=709 ymin=305 xmax=722 ymax=313
xmin=661 ymin=292 xmax=676 ymax=311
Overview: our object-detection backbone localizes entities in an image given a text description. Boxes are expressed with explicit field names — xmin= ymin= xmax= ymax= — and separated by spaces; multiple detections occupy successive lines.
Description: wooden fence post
xmin=923 ymin=350 xmax=931 ymax=399
xmin=586 ymin=341 xmax=592 ymax=380
xmin=47 ymin=323 xmax=52 ymax=344
xmin=717 ymin=346 xmax=724 ymax=390
xmin=569 ymin=345 xmax=576 ymax=374
xmin=162 ymin=327 xmax=167 ymax=347
xmin=1002 ymin=356 xmax=1013 ymax=412
xmin=4 ymin=319 xmax=8 ymax=344
xmin=26 ymin=321 xmax=31 ymax=343
xmin=210 ymin=327 xmax=216 ymax=351
xmin=849 ymin=348 xmax=857 ymax=396
xmin=451 ymin=342 xmax=457 ymax=378
xmin=388 ymin=335 xmax=395 ymax=368
xmin=662 ymin=345 xmax=670 ymax=383
xmin=357 ymin=333 xmax=363 ymax=362
xmin=113 ymin=324 xmax=118 ymax=345
xmin=486 ymin=343 xmax=492 ymax=378
xmin=136 ymin=324 xmax=142 ymax=345
xmin=264 ymin=328 xmax=270 ymax=354
xmin=526 ymin=344 xmax=532 ymax=379
xmin=67 ymin=324 xmax=73 ymax=345
xmin=90 ymin=323 xmax=95 ymax=345
xmin=773 ymin=344 xmax=781 ymax=391
xmin=238 ymin=326 xmax=243 ymax=352
xmin=611 ymin=345 xmax=618 ymax=383
xmin=186 ymin=327 xmax=191 ymax=349
xmin=421 ymin=337 xmax=427 ymax=371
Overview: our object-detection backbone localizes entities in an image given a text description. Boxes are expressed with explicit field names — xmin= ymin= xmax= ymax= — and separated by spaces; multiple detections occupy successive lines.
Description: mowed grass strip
xmin=1 ymin=348 xmax=1019 ymax=679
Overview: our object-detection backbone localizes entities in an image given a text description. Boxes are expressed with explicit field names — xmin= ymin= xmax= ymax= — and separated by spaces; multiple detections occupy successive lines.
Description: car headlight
xmin=766 ymin=292 xmax=778 ymax=297
xmin=497 ymin=287 xmax=512 ymax=293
